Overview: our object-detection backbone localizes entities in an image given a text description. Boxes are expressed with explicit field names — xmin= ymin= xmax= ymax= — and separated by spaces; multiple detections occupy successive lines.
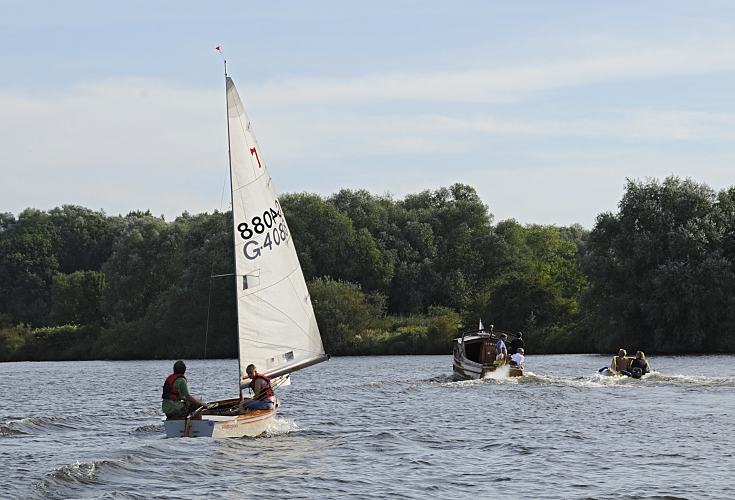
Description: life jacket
xmin=162 ymin=373 xmax=186 ymax=401
xmin=249 ymin=373 xmax=275 ymax=400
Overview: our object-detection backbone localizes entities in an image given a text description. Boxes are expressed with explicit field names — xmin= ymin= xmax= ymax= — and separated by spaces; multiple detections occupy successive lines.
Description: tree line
xmin=1 ymin=177 xmax=734 ymax=361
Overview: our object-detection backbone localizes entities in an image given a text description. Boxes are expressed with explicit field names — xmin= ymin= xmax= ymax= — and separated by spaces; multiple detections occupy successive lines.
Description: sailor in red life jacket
xmin=161 ymin=360 xmax=208 ymax=419
xmin=239 ymin=364 xmax=277 ymax=411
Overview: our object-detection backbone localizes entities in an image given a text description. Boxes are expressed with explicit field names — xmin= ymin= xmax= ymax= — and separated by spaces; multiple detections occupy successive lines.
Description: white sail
xmin=226 ymin=77 xmax=326 ymax=389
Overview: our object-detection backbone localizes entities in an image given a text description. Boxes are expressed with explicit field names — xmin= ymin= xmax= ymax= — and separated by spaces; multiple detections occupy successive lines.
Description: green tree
xmin=583 ymin=176 xmax=735 ymax=352
xmin=308 ymin=277 xmax=385 ymax=355
xmin=49 ymin=270 xmax=106 ymax=325
xmin=102 ymin=214 xmax=184 ymax=323
xmin=143 ymin=211 xmax=237 ymax=358
xmin=0 ymin=209 xmax=59 ymax=325
xmin=48 ymin=205 xmax=121 ymax=273
xmin=281 ymin=193 xmax=393 ymax=291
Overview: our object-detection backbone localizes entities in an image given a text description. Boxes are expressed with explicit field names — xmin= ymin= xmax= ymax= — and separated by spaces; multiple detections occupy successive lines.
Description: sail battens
xmin=239 ymin=293 xmax=315 ymax=342
xmin=237 ymin=337 xmax=324 ymax=356
xmin=235 ymin=264 xmax=301 ymax=297
xmin=231 ymin=174 xmax=268 ymax=192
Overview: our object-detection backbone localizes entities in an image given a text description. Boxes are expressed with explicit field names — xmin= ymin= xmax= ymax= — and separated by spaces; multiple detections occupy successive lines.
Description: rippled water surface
xmin=2 ymin=355 xmax=735 ymax=499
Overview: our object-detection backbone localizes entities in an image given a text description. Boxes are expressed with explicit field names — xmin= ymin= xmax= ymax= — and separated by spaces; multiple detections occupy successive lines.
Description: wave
xmin=0 ymin=415 xmax=79 ymax=436
xmin=131 ymin=423 xmax=164 ymax=434
xmin=47 ymin=459 xmax=113 ymax=484
xmin=32 ymin=445 xmax=178 ymax=498
xmin=0 ymin=423 xmax=25 ymax=436
xmin=34 ymin=458 xmax=125 ymax=497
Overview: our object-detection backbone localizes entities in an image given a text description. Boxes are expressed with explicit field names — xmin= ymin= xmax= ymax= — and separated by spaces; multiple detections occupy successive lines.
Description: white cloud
xmin=2 ymin=40 xmax=734 ymax=222
xmin=243 ymin=42 xmax=735 ymax=105
xmin=421 ymin=110 xmax=735 ymax=141
xmin=0 ymin=78 xmax=227 ymax=216
xmin=0 ymin=78 xmax=222 ymax=169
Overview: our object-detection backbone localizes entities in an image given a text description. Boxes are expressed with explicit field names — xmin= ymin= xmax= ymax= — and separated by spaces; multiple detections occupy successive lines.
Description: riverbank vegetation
xmin=1 ymin=176 xmax=734 ymax=361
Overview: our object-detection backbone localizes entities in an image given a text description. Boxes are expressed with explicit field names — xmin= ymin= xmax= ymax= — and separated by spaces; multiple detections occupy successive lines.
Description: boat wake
xmin=263 ymin=416 xmax=301 ymax=437
xmin=523 ymin=371 xmax=735 ymax=388
xmin=425 ymin=374 xmax=455 ymax=383
xmin=424 ymin=370 xmax=735 ymax=389
xmin=481 ymin=365 xmax=519 ymax=380
xmin=644 ymin=372 xmax=735 ymax=387
xmin=429 ymin=372 xmax=526 ymax=388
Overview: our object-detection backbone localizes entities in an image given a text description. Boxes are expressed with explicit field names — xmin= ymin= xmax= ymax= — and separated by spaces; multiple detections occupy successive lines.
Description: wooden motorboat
xmin=452 ymin=327 xmax=523 ymax=380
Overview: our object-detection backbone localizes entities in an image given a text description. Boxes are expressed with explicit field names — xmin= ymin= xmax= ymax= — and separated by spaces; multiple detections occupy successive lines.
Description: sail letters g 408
xmin=243 ymin=221 xmax=290 ymax=260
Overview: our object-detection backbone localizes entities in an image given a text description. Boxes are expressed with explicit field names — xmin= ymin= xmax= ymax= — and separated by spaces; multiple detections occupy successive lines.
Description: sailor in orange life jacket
xmin=239 ymin=364 xmax=277 ymax=411
xmin=161 ymin=360 xmax=208 ymax=419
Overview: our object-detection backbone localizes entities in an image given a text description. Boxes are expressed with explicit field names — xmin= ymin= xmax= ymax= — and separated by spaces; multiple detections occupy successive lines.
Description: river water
xmin=1 ymin=355 xmax=734 ymax=499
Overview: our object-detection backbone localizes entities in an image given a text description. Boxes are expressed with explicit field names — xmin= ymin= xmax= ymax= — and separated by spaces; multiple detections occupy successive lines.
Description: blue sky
xmin=2 ymin=1 xmax=734 ymax=227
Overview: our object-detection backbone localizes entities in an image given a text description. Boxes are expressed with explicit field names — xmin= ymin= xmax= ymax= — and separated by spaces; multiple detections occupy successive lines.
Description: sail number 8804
xmin=237 ymin=200 xmax=282 ymax=241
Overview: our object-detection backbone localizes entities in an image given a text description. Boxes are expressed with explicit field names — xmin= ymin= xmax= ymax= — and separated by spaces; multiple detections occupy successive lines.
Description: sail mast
xmin=223 ymin=60 xmax=242 ymax=396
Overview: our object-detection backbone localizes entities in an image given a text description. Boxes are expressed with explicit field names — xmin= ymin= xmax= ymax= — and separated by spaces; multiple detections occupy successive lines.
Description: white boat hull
xmin=163 ymin=408 xmax=276 ymax=438
xmin=452 ymin=357 xmax=523 ymax=380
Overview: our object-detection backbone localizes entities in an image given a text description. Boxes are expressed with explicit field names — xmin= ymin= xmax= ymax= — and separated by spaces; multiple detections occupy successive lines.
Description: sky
xmin=1 ymin=1 xmax=734 ymax=228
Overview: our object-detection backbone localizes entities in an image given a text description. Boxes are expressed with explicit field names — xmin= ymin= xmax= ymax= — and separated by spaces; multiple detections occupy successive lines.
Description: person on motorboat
xmin=629 ymin=351 xmax=651 ymax=378
xmin=239 ymin=364 xmax=277 ymax=411
xmin=610 ymin=349 xmax=631 ymax=374
xmin=509 ymin=332 xmax=524 ymax=354
xmin=495 ymin=333 xmax=508 ymax=364
xmin=510 ymin=347 xmax=525 ymax=367
xmin=162 ymin=360 xmax=207 ymax=420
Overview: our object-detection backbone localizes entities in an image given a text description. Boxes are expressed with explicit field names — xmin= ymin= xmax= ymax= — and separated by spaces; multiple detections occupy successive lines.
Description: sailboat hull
xmin=163 ymin=409 xmax=276 ymax=438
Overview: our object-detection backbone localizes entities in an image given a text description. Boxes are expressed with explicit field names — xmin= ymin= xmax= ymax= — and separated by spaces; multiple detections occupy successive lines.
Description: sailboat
xmin=164 ymin=64 xmax=329 ymax=438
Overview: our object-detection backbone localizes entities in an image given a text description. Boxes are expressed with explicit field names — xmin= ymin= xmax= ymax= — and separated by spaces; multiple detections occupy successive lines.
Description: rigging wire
xmin=203 ymin=93 xmax=234 ymax=359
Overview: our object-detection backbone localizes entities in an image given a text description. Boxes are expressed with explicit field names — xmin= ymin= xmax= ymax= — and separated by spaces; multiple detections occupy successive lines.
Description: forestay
xmin=226 ymin=78 xmax=326 ymax=389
